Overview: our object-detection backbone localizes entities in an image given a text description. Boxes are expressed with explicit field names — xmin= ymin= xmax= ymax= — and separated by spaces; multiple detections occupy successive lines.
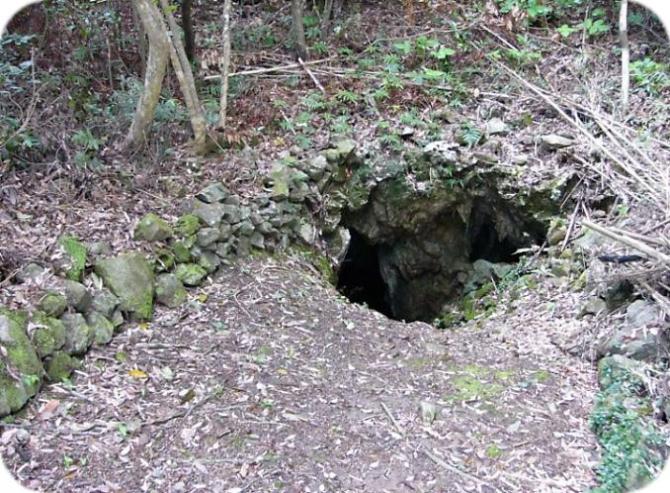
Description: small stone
xmin=110 ymin=309 xmax=124 ymax=328
xmin=540 ymin=134 xmax=575 ymax=149
xmin=61 ymin=313 xmax=94 ymax=355
xmin=626 ymin=300 xmax=660 ymax=327
xmin=86 ymin=241 xmax=112 ymax=258
xmin=305 ymin=155 xmax=329 ymax=181
xmin=38 ymin=292 xmax=68 ymax=317
xmin=29 ymin=312 xmax=66 ymax=358
xmin=172 ymin=241 xmax=192 ymax=263
xmin=155 ymin=274 xmax=188 ymax=308
xmin=221 ymin=204 xmax=242 ymax=224
xmin=257 ymin=222 xmax=274 ymax=235
xmin=297 ymin=222 xmax=316 ymax=245
xmin=579 ymin=297 xmax=607 ymax=318
xmin=86 ymin=311 xmax=114 ymax=345
xmin=485 ymin=118 xmax=509 ymax=135
xmin=134 ymin=213 xmax=173 ymax=242
xmin=419 ymin=401 xmax=438 ymax=425
xmin=91 ymin=289 xmax=119 ymax=318
xmin=196 ymin=227 xmax=221 ymax=247
xmin=175 ymin=264 xmax=208 ymax=287
xmin=57 ymin=235 xmax=88 ymax=281
xmin=224 ymin=195 xmax=241 ymax=207
xmin=423 ymin=141 xmax=459 ymax=166
xmin=63 ymin=280 xmax=92 ymax=312
xmin=195 ymin=183 xmax=229 ymax=204
xmin=512 ymin=154 xmax=529 ymax=165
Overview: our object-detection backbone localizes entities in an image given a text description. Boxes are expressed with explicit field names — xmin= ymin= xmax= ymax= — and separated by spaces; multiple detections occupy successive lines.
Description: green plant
xmin=579 ymin=8 xmax=610 ymax=37
xmin=630 ymin=58 xmax=670 ymax=95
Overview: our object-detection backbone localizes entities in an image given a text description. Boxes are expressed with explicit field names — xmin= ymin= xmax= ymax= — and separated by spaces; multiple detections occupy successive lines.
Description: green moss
xmin=175 ymin=263 xmax=208 ymax=287
xmin=154 ymin=248 xmax=176 ymax=272
xmin=58 ymin=234 xmax=88 ymax=281
xmin=172 ymin=240 xmax=193 ymax=263
xmin=532 ymin=369 xmax=551 ymax=383
xmin=37 ymin=292 xmax=68 ymax=317
xmin=0 ymin=309 xmax=43 ymax=396
xmin=46 ymin=352 xmax=79 ymax=382
xmin=590 ymin=357 xmax=666 ymax=492
xmin=0 ymin=360 xmax=29 ymax=414
xmin=175 ymin=214 xmax=202 ymax=237
xmin=445 ymin=364 xmax=516 ymax=404
xmin=485 ymin=444 xmax=503 ymax=459
xmin=289 ymin=246 xmax=335 ymax=284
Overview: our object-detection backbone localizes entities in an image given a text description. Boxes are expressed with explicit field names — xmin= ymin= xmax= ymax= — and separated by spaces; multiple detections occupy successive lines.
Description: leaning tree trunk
xmin=291 ymin=0 xmax=308 ymax=60
xmin=124 ymin=0 xmax=170 ymax=151
xmin=158 ymin=0 xmax=208 ymax=153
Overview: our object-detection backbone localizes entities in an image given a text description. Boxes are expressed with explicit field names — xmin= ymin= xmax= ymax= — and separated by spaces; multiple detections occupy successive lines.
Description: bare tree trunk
xmin=620 ymin=0 xmax=630 ymax=110
xmin=291 ymin=0 xmax=308 ymax=60
xmin=182 ymin=0 xmax=195 ymax=64
xmin=218 ymin=0 xmax=232 ymax=130
xmin=158 ymin=0 xmax=208 ymax=153
xmin=124 ymin=0 xmax=170 ymax=151
xmin=131 ymin=0 xmax=148 ymax=76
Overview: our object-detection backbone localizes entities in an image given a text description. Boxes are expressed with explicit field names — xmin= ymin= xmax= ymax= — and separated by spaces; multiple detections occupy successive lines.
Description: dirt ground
xmin=1 ymin=254 xmax=599 ymax=492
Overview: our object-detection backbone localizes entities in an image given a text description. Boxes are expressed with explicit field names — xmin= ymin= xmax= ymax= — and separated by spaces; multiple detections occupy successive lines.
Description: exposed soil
xmin=1 ymin=254 xmax=598 ymax=492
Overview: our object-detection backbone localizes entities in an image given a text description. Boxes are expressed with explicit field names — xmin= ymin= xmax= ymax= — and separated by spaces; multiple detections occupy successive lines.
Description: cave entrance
xmin=335 ymin=229 xmax=394 ymax=318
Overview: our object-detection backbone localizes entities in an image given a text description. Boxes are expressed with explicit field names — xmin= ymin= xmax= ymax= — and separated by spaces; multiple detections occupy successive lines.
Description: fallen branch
xmin=423 ymin=447 xmax=502 ymax=492
xmin=203 ymin=57 xmax=333 ymax=80
xmin=582 ymin=220 xmax=670 ymax=267
xmin=298 ymin=57 xmax=326 ymax=94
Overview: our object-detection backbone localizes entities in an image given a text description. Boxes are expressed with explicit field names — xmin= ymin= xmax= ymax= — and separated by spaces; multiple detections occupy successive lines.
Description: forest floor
xmin=1 ymin=254 xmax=598 ymax=493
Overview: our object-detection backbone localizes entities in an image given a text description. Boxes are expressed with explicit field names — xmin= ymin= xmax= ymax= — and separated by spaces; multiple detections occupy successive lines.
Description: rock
xmin=579 ymin=297 xmax=607 ymax=317
xmin=110 ymin=309 xmax=124 ymax=328
xmin=15 ymin=263 xmax=48 ymax=284
xmin=304 ymin=155 xmax=329 ymax=181
xmin=154 ymin=248 xmax=175 ymax=272
xmin=57 ymin=234 xmax=88 ymax=281
xmin=423 ymin=141 xmax=459 ymax=166
xmin=95 ymin=252 xmax=155 ymax=321
xmin=37 ymin=292 xmax=68 ymax=317
xmin=257 ymin=221 xmax=274 ymax=235
xmin=197 ymin=227 xmax=221 ymax=247
xmin=134 ymin=213 xmax=173 ymax=242
xmin=86 ymin=311 xmax=114 ymax=345
xmin=297 ymin=222 xmax=316 ymax=245
xmin=236 ymin=237 xmax=252 ymax=257
xmin=598 ymin=321 xmax=667 ymax=362
xmin=198 ymin=251 xmax=220 ymax=274
xmin=172 ymin=241 xmax=192 ymax=263
xmin=195 ymin=182 xmax=229 ymax=204
xmin=61 ymin=313 xmax=94 ymax=355
xmin=46 ymin=351 xmax=79 ymax=382
xmin=29 ymin=312 xmax=66 ymax=358
xmin=0 ymin=359 xmax=29 ymax=415
xmin=547 ymin=219 xmax=567 ymax=246
xmin=598 ymin=355 xmax=649 ymax=392
xmin=540 ymin=134 xmax=575 ymax=149
xmin=235 ymin=220 xmax=255 ymax=236
xmin=175 ymin=264 xmax=208 ymax=287
xmin=250 ymin=212 xmax=264 ymax=226
xmin=220 ymin=224 xmax=232 ymax=240
xmin=324 ymin=139 xmax=356 ymax=164
xmin=192 ymin=201 xmax=226 ymax=228
xmin=175 ymin=214 xmax=202 ymax=237
xmin=419 ymin=401 xmax=438 ymax=425
xmin=512 ymin=154 xmax=529 ymax=165
xmin=485 ymin=118 xmax=509 ymax=135
xmin=0 ymin=310 xmax=43 ymax=397
xmin=222 ymin=204 xmax=242 ymax=224
xmin=90 ymin=288 xmax=120 ymax=318
xmin=86 ymin=241 xmax=112 ymax=258
xmin=269 ymin=164 xmax=291 ymax=200
xmin=626 ymin=300 xmax=661 ymax=327
xmin=155 ymin=274 xmax=188 ymax=308
xmin=224 ymin=195 xmax=241 ymax=207
xmin=289 ymin=181 xmax=312 ymax=202
xmin=63 ymin=280 xmax=92 ymax=312
xmin=250 ymin=232 xmax=265 ymax=250
xmin=215 ymin=241 xmax=233 ymax=259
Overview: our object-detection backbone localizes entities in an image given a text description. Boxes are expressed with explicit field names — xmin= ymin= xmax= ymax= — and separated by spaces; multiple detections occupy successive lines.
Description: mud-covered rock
xmin=95 ymin=252 xmax=155 ymax=320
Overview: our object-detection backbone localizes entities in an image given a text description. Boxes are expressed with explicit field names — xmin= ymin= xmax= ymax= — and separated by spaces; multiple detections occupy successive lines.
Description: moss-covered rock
xmin=61 ymin=313 xmax=94 ymax=355
xmin=173 ymin=240 xmax=193 ymax=263
xmin=63 ymin=279 xmax=92 ymax=312
xmin=86 ymin=311 xmax=114 ymax=345
xmin=0 ymin=359 xmax=29 ymax=416
xmin=58 ymin=234 xmax=88 ymax=281
xmin=155 ymin=274 xmax=188 ymax=308
xmin=37 ymin=292 xmax=68 ymax=318
xmin=91 ymin=288 xmax=120 ymax=318
xmin=134 ymin=213 xmax=173 ymax=242
xmin=95 ymin=252 xmax=155 ymax=320
xmin=0 ymin=309 xmax=43 ymax=397
xmin=153 ymin=248 xmax=176 ymax=272
xmin=29 ymin=312 xmax=66 ymax=358
xmin=175 ymin=214 xmax=202 ymax=237
xmin=46 ymin=351 xmax=79 ymax=382
xmin=175 ymin=263 xmax=208 ymax=287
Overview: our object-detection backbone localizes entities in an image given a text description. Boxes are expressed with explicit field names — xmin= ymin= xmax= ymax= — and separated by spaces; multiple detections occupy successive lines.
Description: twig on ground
xmin=298 ymin=57 xmax=326 ymax=94
xmin=380 ymin=401 xmax=404 ymax=436
xmin=423 ymin=447 xmax=502 ymax=492
xmin=582 ymin=220 xmax=670 ymax=267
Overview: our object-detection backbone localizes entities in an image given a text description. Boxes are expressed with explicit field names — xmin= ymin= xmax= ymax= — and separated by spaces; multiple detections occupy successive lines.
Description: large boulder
xmin=95 ymin=252 xmax=155 ymax=320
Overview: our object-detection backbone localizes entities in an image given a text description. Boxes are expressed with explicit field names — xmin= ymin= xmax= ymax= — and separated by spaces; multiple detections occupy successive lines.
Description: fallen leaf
xmin=37 ymin=399 xmax=60 ymax=420
xmin=128 ymin=368 xmax=148 ymax=379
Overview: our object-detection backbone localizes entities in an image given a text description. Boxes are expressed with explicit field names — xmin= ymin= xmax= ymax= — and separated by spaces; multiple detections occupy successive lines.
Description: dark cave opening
xmin=336 ymin=229 xmax=394 ymax=318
